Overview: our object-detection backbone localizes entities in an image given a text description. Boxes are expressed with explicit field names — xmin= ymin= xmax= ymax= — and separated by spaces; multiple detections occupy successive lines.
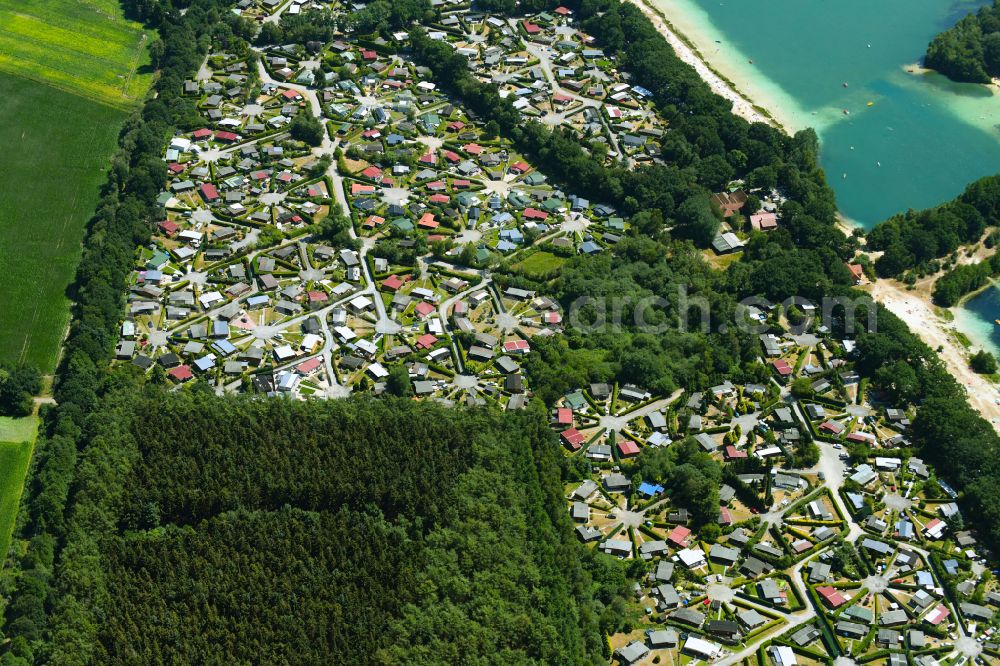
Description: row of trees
xmin=0 ymin=1 xmax=269 ymax=663
xmin=926 ymin=1 xmax=1000 ymax=84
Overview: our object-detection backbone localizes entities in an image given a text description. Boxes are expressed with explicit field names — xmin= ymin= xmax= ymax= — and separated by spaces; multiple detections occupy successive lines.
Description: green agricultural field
xmin=0 ymin=72 xmax=126 ymax=372
xmin=0 ymin=436 xmax=36 ymax=561
xmin=0 ymin=416 xmax=40 ymax=444
xmin=0 ymin=0 xmax=154 ymax=108
xmin=0 ymin=0 xmax=152 ymax=564
xmin=0 ymin=0 xmax=154 ymax=371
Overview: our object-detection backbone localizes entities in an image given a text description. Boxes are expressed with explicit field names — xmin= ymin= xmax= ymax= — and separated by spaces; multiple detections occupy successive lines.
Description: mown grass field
xmin=0 ymin=72 xmax=127 ymax=372
xmin=0 ymin=0 xmax=154 ymax=108
xmin=0 ymin=416 xmax=40 ymax=444
xmin=0 ymin=437 xmax=36 ymax=561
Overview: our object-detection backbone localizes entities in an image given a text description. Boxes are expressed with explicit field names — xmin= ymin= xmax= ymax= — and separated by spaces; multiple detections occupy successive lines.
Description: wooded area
xmin=932 ymin=253 xmax=1000 ymax=306
xmin=8 ymin=391 xmax=623 ymax=664
xmin=7 ymin=0 xmax=1000 ymax=662
xmin=0 ymin=364 xmax=41 ymax=418
xmin=926 ymin=0 xmax=1000 ymax=83
xmin=866 ymin=174 xmax=1000 ymax=278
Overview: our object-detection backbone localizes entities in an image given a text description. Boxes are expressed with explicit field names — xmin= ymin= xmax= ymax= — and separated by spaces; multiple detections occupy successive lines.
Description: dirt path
xmin=865 ymin=279 xmax=1000 ymax=431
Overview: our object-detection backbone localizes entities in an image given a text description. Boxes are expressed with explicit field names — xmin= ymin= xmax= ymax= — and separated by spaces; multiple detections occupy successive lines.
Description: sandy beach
xmin=860 ymin=238 xmax=1000 ymax=432
xmin=634 ymin=0 xmax=1000 ymax=429
xmin=630 ymin=0 xmax=777 ymax=127
xmin=866 ymin=279 xmax=1000 ymax=431
xmin=631 ymin=0 xmax=819 ymax=132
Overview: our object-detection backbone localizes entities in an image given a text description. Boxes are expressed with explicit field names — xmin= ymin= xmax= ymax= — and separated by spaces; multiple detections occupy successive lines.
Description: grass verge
xmin=0 ymin=435 xmax=36 ymax=561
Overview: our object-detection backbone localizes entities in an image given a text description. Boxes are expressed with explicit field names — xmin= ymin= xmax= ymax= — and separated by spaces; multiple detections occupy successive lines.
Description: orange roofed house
xmin=710 ymin=191 xmax=748 ymax=218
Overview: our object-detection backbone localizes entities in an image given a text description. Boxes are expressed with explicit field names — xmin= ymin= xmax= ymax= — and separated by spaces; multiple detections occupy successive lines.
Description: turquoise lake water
xmin=955 ymin=284 xmax=1000 ymax=356
xmin=662 ymin=0 xmax=1000 ymax=228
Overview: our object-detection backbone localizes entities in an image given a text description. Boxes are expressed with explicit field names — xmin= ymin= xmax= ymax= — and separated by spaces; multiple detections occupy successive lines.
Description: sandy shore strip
xmin=630 ymin=0 xmax=785 ymax=129
xmin=861 ymin=238 xmax=1000 ymax=432
xmin=630 ymin=0 xmax=1000 ymax=426
xmin=865 ymin=279 xmax=1000 ymax=432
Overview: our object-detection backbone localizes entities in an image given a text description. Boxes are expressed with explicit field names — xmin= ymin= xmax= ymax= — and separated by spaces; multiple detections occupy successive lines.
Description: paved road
xmin=715 ymin=550 xmax=824 ymax=665
xmin=515 ymin=31 xmax=624 ymax=159
xmin=256 ymin=58 xmax=393 ymax=331
xmin=263 ymin=0 xmax=294 ymax=25
xmin=603 ymin=390 xmax=683 ymax=434
xmin=790 ymin=400 xmax=863 ymax=542
xmin=436 ymin=277 xmax=492 ymax=373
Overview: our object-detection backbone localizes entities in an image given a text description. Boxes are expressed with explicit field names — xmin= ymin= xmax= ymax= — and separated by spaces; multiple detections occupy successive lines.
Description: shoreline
xmin=954 ymin=276 xmax=997 ymax=309
xmin=864 ymin=279 xmax=1000 ymax=431
xmin=631 ymin=0 xmax=999 ymax=426
xmin=630 ymin=0 xmax=790 ymax=131
xmin=951 ymin=280 xmax=1000 ymax=360
xmin=631 ymin=0 xmax=865 ymax=230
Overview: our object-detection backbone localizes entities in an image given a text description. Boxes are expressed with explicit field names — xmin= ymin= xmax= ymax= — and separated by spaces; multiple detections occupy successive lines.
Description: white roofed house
xmin=769 ymin=645 xmax=797 ymax=666
xmin=273 ymin=344 xmax=296 ymax=362
xmin=682 ymin=636 xmax=721 ymax=660
xmin=348 ymin=295 xmax=374 ymax=313
xmin=875 ymin=456 xmax=901 ymax=471
xmin=676 ymin=547 xmax=706 ymax=569
xmin=199 ymin=290 xmax=225 ymax=308
xmin=923 ymin=518 xmax=947 ymax=540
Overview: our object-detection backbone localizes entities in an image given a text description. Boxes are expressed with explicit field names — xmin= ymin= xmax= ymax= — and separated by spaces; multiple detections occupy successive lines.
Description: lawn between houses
xmin=511 ymin=250 xmax=567 ymax=278
xmin=0 ymin=72 xmax=128 ymax=372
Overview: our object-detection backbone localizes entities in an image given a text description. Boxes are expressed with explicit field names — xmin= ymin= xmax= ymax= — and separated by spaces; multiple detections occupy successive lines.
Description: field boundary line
xmin=120 ymin=32 xmax=147 ymax=98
